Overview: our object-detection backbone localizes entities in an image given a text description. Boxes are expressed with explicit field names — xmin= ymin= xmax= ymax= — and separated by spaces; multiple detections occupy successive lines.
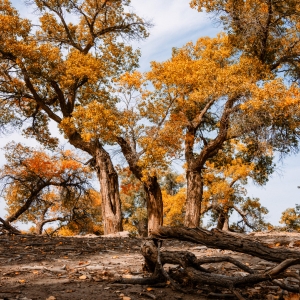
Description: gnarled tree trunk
xmin=184 ymin=170 xmax=203 ymax=228
xmin=151 ymin=226 xmax=300 ymax=262
xmin=95 ymin=147 xmax=123 ymax=234
xmin=69 ymin=134 xmax=123 ymax=235
xmin=136 ymin=218 xmax=148 ymax=237
xmin=144 ymin=177 xmax=163 ymax=234
xmin=0 ymin=217 xmax=21 ymax=235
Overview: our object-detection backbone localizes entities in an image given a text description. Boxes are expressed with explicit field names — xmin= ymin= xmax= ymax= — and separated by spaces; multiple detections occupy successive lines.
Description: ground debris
xmin=0 ymin=232 xmax=299 ymax=299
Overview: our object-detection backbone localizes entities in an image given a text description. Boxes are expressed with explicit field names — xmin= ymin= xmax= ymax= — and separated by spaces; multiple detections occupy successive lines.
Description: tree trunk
xmin=217 ymin=209 xmax=229 ymax=231
xmin=95 ymin=147 xmax=123 ymax=234
xmin=0 ymin=217 xmax=21 ymax=235
xmin=35 ymin=222 xmax=44 ymax=235
xmin=116 ymin=137 xmax=163 ymax=236
xmin=68 ymin=133 xmax=122 ymax=235
xmin=144 ymin=177 xmax=163 ymax=234
xmin=222 ymin=216 xmax=229 ymax=231
xmin=136 ymin=218 xmax=148 ymax=237
xmin=184 ymin=170 xmax=203 ymax=228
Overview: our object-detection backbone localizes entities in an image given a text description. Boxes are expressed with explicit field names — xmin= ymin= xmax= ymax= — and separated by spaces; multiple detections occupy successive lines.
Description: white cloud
xmin=130 ymin=0 xmax=219 ymax=70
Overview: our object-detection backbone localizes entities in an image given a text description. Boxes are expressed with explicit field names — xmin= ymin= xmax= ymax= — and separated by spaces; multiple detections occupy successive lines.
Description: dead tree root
xmin=119 ymin=226 xmax=300 ymax=298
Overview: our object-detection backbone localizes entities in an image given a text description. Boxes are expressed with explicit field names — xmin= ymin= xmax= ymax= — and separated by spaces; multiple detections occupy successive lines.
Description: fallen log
xmin=151 ymin=226 xmax=300 ymax=262
xmin=116 ymin=227 xmax=300 ymax=298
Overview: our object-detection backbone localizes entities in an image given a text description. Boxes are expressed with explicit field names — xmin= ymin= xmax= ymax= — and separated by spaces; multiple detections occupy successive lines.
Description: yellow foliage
xmin=163 ymin=188 xmax=186 ymax=226
xmin=0 ymin=0 xmax=147 ymax=152
xmin=280 ymin=206 xmax=300 ymax=231
xmin=57 ymin=227 xmax=76 ymax=237
xmin=70 ymin=101 xmax=121 ymax=143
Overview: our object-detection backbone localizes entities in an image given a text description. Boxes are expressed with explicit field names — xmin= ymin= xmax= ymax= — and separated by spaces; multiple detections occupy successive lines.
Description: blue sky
xmin=1 ymin=0 xmax=299 ymax=227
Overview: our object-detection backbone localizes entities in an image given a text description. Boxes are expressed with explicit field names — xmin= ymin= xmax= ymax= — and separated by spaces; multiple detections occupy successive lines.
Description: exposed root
xmin=128 ymin=226 xmax=300 ymax=298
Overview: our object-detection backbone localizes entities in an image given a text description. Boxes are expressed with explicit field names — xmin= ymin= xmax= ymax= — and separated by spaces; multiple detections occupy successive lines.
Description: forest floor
xmin=0 ymin=231 xmax=299 ymax=300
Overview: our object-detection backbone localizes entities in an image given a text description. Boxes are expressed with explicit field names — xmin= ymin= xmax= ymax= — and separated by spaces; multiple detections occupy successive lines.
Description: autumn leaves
xmin=0 ymin=143 xmax=101 ymax=235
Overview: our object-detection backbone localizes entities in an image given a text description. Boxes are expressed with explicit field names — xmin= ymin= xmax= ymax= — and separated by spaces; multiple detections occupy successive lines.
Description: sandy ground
xmin=0 ymin=232 xmax=299 ymax=300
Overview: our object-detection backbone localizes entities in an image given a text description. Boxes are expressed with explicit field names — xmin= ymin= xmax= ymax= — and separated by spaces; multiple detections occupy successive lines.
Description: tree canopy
xmin=0 ymin=0 xmax=150 ymax=234
xmin=0 ymin=142 xmax=101 ymax=234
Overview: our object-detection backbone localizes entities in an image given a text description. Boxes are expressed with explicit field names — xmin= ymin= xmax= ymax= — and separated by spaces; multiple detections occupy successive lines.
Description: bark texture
xmin=117 ymin=136 xmax=163 ymax=235
xmin=144 ymin=178 xmax=163 ymax=234
xmin=217 ymin=209 xmax=229 ymax=231
xmin=68 ymin=134 xmax=123 ymax=235
xmin=184 ymin=170 xmax=203 ymax=227
xmin=151 ymin=226 xmax=300 ymax=262
xmin=95 ymin=147 xmax=123 ymax=234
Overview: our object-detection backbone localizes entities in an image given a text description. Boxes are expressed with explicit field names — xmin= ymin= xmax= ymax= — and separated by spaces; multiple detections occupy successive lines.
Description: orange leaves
xmin=1 ymin=142 xmax=103 ymax=235
xmin=191 ymin=0 xmax=300 ymax=90
xmin=22 ymin=152 xmax=58 ymax=179
xmin=0 ymin=0 xmax=148 ymax=158
xmin=0 ymin=1 xmax=31 ymax=38
xmin=280 ymin=205 xmax=300 ymax=231
xmin=241 ymin=79 xmax=300 ymax=131
xmin=118 ymin=71 xmax=144 ymax=91
xmin=63 ymin=50 xmax=104 ymax=86
xmin=2 ymin=143 xmax=87 ymax=181
xmin=147 ymin=33 xmax=259 ymax=105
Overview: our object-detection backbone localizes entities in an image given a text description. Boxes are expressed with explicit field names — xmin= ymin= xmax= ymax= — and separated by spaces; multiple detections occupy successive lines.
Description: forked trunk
xmin=144 ymin=177 xmax=163 ymax=234
xmin=116 ymin=137 xmax=163 ymax=236
xmin=184 ymin=170 xmax=203 ymax=228
xmin=95 ymin=147 xmax=123 ymax=234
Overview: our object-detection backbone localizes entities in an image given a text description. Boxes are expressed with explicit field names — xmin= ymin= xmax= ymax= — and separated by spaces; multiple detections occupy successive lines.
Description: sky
xmin=0 ymin=0 xmax=299 ymax=228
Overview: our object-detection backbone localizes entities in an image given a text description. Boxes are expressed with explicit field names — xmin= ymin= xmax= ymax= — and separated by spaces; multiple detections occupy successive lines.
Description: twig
xmin=272 ymin=279 xmax=300 ymax=293
xmin=73 ymin=262 xmax=91 ymax=268
xmin=231 ymin=288 xmax=246 ymax=300
xmin=140 ymin=292 xmax=157 ymax=299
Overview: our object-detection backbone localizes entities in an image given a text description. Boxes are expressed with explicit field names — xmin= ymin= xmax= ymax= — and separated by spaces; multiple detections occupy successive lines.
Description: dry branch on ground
xmin=116 ymin=226 xmax=300 ymax=298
